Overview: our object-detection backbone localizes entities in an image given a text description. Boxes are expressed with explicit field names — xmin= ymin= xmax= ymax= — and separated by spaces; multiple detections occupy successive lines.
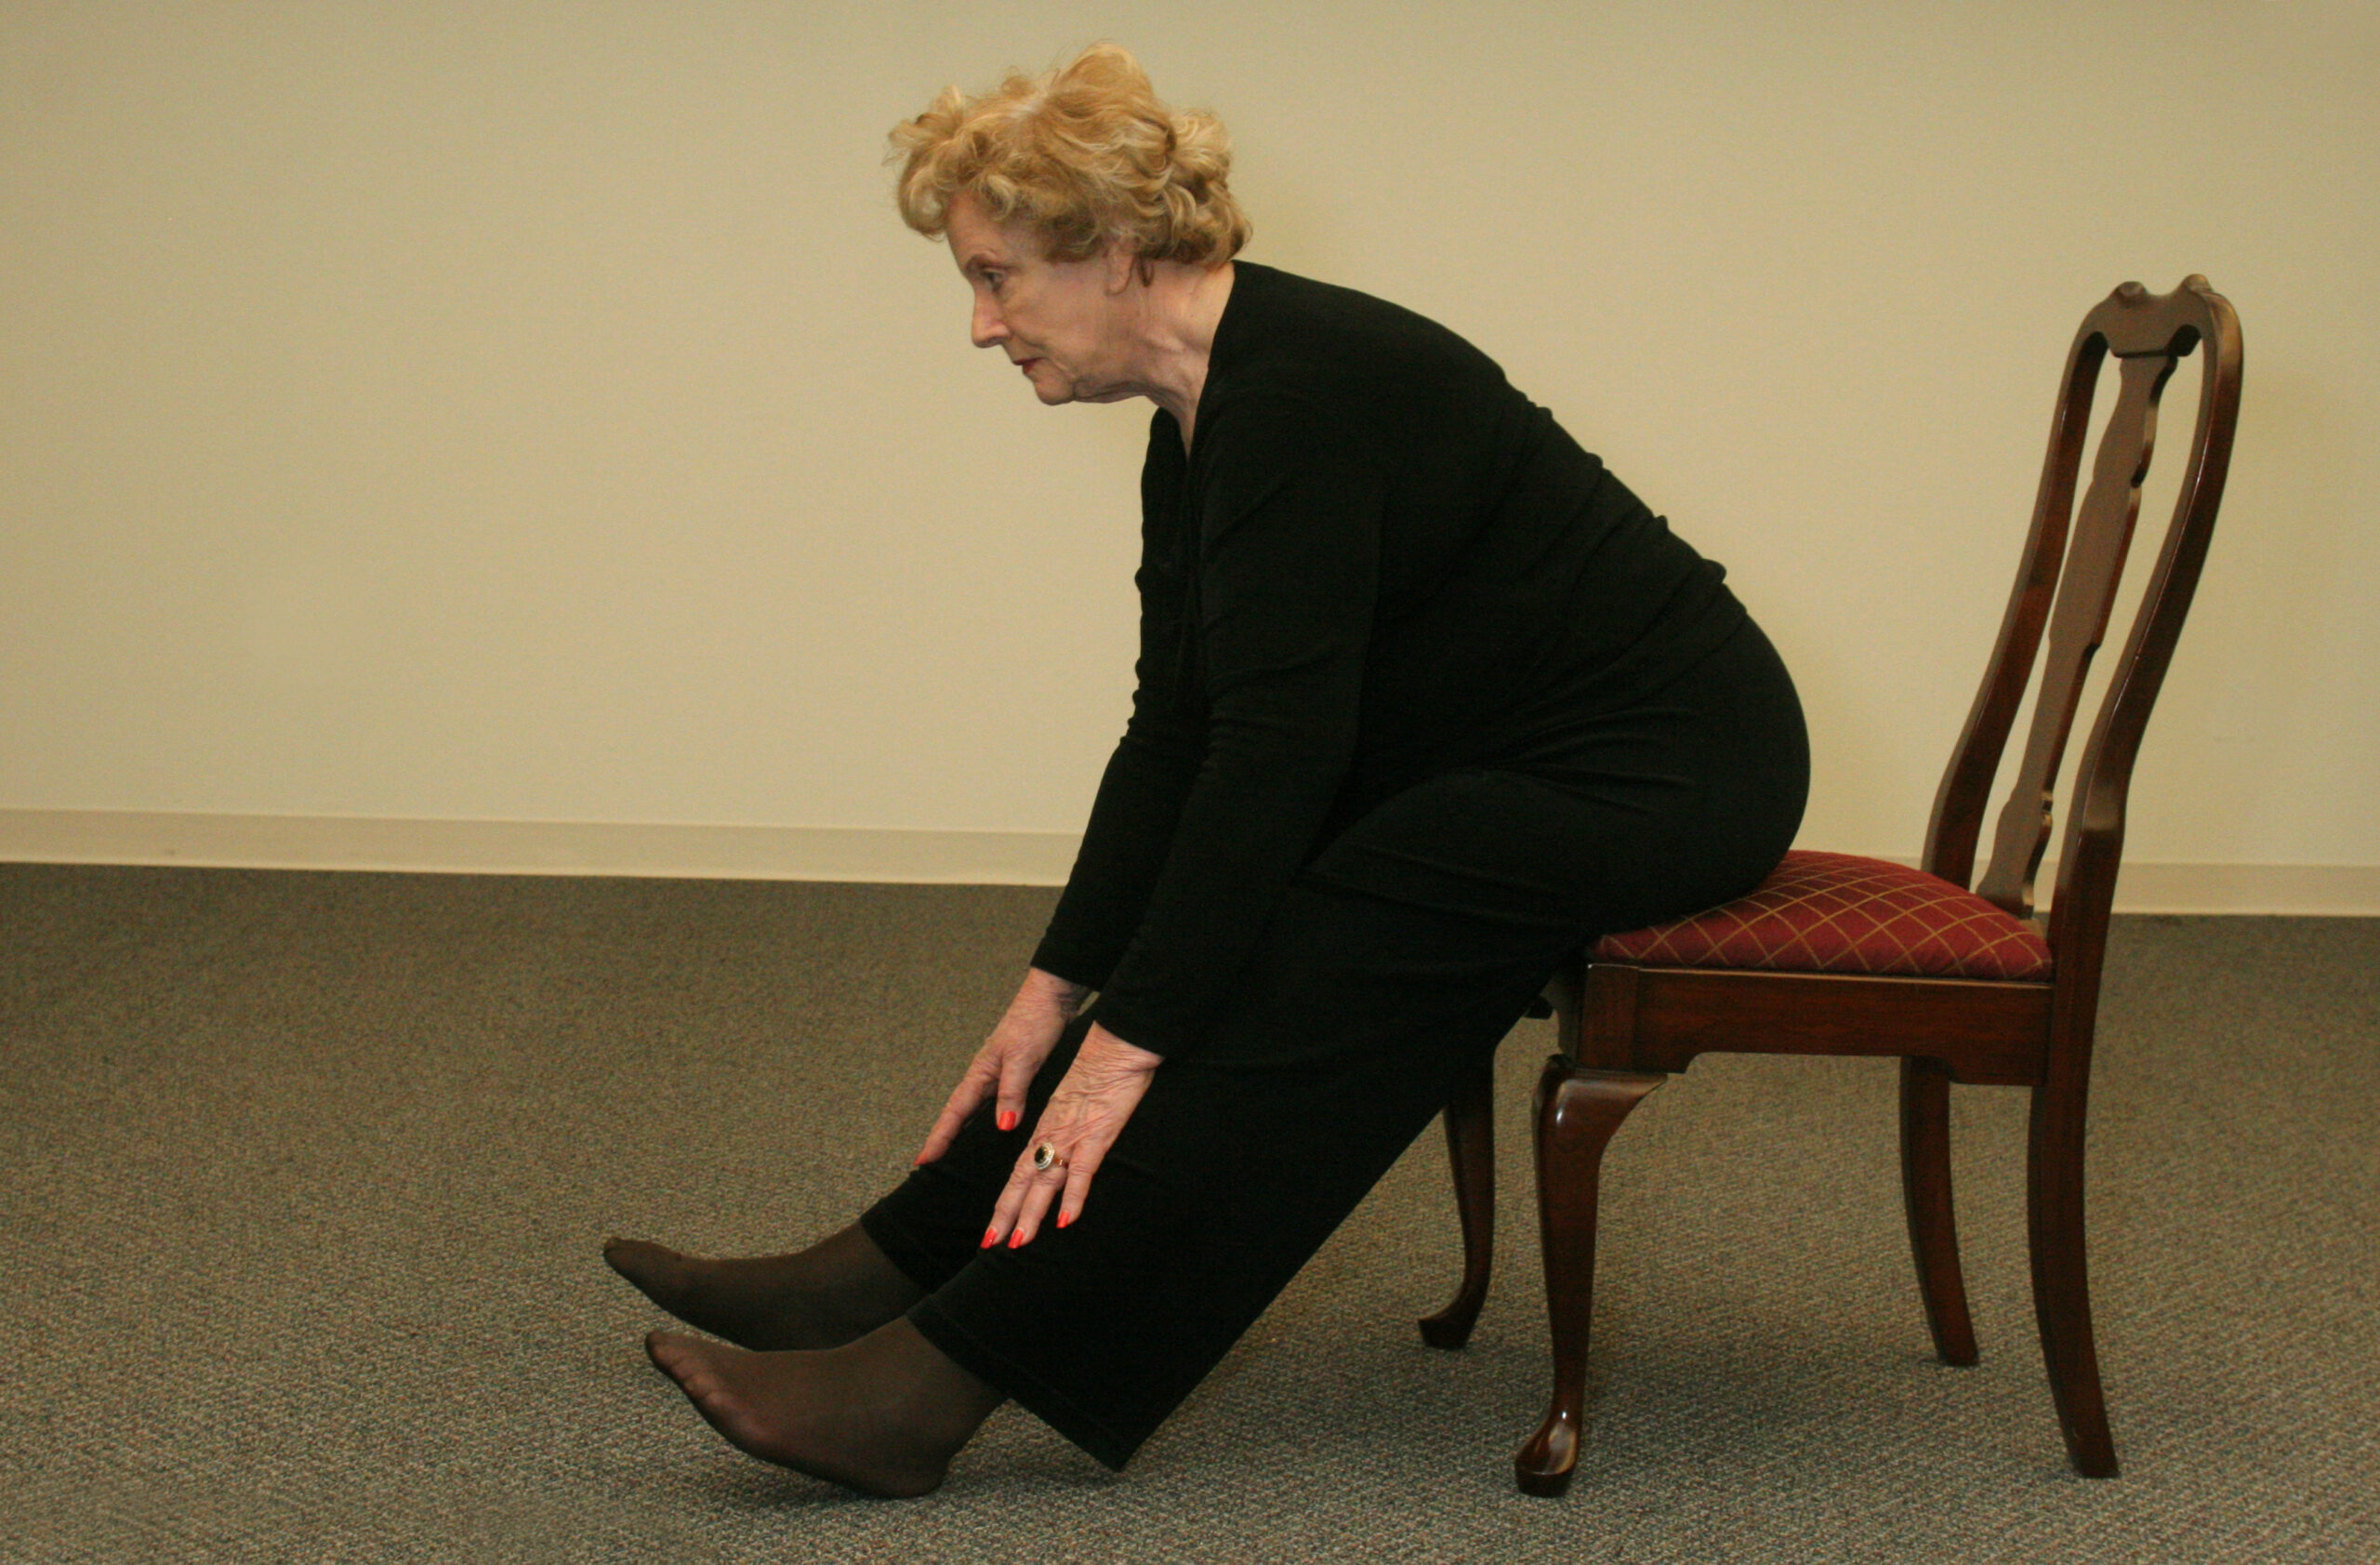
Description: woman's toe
xmin=608 ymin=1238 xmax=679 ymax=1276
xmin=653 ymin=1333 xmax=747 ymax=1400
xmin=647 ymin=1330 xmax=697 ymax=1376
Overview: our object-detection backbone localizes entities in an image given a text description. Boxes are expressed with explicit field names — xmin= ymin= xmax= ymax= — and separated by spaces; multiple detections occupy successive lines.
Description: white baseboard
xmin=0 ymin=809 xmax=1081 ymax=885
xmin=2076 ymin=860 xmax=2380 ymax=917
xmin=2 ymin=809 xmax=2374 ymax=914
xmin=1824 ymin=855 xmax=2378 ymax=917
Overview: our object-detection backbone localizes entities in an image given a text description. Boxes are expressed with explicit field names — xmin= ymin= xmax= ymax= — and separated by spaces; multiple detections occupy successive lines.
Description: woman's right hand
xmin=913 ymin=968 xmax=1089 ymax=1166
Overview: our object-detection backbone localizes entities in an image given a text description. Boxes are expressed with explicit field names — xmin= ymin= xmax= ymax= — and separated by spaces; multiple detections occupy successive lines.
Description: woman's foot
xmin=603 ymin=1224 xmax=925 ymax=1351
xmin=646 ymin=1318 xmax=1004 ymax=1496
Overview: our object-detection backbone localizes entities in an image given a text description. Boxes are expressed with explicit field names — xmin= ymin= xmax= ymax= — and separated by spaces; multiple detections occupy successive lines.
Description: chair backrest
xmin=1921 ymin=278 xmax=2242 ymax=959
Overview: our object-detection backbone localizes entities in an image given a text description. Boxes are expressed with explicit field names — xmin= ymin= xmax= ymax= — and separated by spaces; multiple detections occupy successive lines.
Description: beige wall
xmin=4 ymin=2 xmax=2374 ymax=900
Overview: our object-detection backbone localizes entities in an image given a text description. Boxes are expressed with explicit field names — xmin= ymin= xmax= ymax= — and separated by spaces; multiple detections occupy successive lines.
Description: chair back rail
xmin=1923 ymin=279 xmax=2241 ymax=937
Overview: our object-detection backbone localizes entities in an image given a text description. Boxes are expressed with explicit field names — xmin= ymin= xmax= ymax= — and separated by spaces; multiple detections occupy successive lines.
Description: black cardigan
xmin=1029 ymin=261 xmax=1743 ymax=1056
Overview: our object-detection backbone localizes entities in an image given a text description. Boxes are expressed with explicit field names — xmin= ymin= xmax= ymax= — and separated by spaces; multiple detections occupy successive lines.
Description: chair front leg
xmin=1420 ymin=1048 xmax=1497 ymax=1349
xmin=1516 ymin=1055 xmax=1664 ymax=1497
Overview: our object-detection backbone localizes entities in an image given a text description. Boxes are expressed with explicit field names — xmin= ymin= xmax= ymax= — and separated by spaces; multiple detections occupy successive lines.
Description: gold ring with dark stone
xmin=1032 ymin=1141 xmax=1064 ymax=1172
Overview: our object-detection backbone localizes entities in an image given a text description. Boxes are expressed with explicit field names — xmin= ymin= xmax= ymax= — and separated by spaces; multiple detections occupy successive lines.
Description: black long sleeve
xmin=1038 ymin=392 xmax=1382 ymax=1056
xmin=1025 ymin=445 xmax=1207 ymax=992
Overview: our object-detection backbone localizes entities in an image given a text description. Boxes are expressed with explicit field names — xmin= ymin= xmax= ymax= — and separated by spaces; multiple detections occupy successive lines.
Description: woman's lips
xmin=1016 ymin=358 xmax=1039 ymax=372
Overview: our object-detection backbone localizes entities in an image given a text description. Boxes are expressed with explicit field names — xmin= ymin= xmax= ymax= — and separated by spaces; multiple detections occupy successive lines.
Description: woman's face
xmin=944 ymin=192 xmax=1137 ymax=406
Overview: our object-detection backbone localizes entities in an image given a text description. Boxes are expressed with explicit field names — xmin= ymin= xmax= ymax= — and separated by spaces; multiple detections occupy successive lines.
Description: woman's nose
xmin=971 ymin=296 xmax=1006 ymax=349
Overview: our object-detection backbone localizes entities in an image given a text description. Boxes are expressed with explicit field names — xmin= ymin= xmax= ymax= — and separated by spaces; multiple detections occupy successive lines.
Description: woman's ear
xmin=1102 ymin=241 xmax=1144 ymax=294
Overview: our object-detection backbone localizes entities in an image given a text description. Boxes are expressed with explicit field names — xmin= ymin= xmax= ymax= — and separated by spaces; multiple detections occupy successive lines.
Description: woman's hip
xmin=1304 ymin=618 xmax=1809 ymax=935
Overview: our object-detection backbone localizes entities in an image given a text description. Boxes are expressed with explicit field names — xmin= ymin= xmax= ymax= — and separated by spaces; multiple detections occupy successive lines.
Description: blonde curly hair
xmin=888 ymin=43 xmax=1250 ymax=266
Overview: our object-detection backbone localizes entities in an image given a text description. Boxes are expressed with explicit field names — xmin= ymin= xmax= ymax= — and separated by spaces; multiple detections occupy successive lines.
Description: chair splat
xmin=1977 ymin=347 xmax=2183 ymax=918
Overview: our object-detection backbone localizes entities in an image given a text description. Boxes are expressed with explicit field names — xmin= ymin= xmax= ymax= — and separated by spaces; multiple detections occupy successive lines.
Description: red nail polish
xmin=981 ymin=1226 xmax=998 ymax=1249
xmin=998 ymin=1109 xmax=1018 ymax=1132
xmin=1056 ymin=1211 xmax=1073 ymax=1229
xmin=1008 ymin=1230 xmax=1025 ymax=1249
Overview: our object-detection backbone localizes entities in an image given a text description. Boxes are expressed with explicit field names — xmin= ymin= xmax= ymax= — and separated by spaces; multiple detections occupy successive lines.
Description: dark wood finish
xmin=1926 ymin=278 xmax=2241 ymax=922
xmin=1467 ymin=278 xmax=2241 ymax=1495
xmin=1899 ymin=1057 xmax=1978 ymax=1364
xmin=1515 ymin=1058 xmax=1664 ymax=1498
xmin=1583 ymin=964 xmax=2055 ymax=1085
xmin=2029 ymin=1034 xmax=2116 ymax=1475
xmin=1976 ymin=349 xmax=2171 ymax=917
xmin=1419 ymin=1050 xmax=1497 ymax=1349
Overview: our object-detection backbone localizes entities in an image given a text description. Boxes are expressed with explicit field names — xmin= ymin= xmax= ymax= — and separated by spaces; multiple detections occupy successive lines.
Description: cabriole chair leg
xmin=1515 ymin=1056 xmax=1664 ymax=1497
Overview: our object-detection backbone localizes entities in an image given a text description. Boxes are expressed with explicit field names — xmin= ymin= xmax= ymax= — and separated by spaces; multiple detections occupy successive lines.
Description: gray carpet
xmin=3 ymin=864 xmax=2374 ymax=1563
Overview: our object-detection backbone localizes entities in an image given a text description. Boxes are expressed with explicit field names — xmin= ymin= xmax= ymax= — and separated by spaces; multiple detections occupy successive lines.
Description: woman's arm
xmin=915 ymin=444 xmax=1200 ymax=1171
xmin=1028 ymin=437 xmax=1206 ymax=992
xmin=1081 ymin=391 xmax=1383 ymax=1058
xmin=988 ymin=394 xmax=1384 ymax=1244
xmin=954 ymin=398 xmax=1386 ymax=1241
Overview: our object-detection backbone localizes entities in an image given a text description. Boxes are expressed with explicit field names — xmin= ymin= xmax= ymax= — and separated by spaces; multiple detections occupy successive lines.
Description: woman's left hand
xmin=985 ymin=1023 xmax=1161 ymax=1249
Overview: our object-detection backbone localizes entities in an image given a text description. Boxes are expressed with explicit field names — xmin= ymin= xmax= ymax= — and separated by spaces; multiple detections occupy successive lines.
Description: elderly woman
xmin=606 ymin=43 xmax=1807 ymax=1495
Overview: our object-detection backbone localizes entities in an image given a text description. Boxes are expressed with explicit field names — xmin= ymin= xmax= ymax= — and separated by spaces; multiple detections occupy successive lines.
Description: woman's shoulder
xmin=1216 ymin=262 xmax=1509 ymax=400
xmin=1227 ymin=264 xmax=1503 ymax=380
xmin=1199 ymin=261 xmax=1524 ymax=468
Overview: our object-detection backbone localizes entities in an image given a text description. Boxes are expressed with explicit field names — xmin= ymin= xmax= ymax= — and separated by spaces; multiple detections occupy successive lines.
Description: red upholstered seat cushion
xmin=1592 ymin=850 xmax=2054 ymax=982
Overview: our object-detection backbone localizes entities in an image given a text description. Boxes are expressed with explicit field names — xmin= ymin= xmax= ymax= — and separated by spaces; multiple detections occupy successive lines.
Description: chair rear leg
xmin=1420 ymin=1049 xmax=1497 ymax=1349
xmin=2029 ymin=1075 xmax=2119 ymax=1477
xmin=1516 ymin=1056 xmax=1663 ymax=1498
xmin=1899 ymin=1058 xmax=1979 ymax=1365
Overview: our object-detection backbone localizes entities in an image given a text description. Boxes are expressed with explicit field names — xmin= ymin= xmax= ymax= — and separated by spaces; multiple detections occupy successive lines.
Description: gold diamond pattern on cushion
xmin=1593 ymin=850 xmax=2054 ymax=981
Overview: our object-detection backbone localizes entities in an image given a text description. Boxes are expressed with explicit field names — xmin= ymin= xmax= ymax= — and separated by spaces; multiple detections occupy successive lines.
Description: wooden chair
xmin=1419 ymin=276 xmax=2243 ymax=1496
